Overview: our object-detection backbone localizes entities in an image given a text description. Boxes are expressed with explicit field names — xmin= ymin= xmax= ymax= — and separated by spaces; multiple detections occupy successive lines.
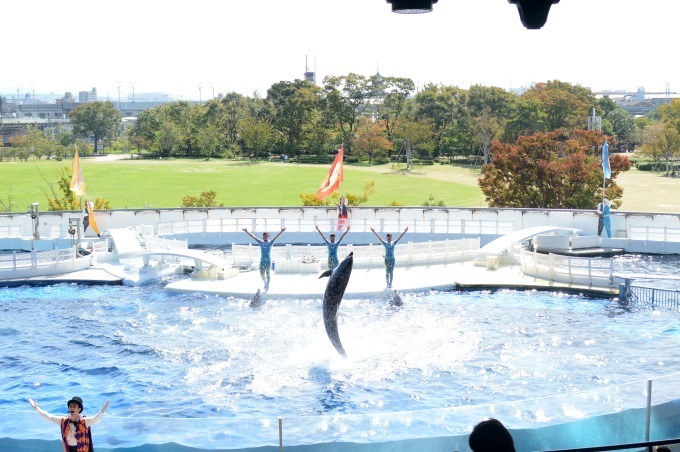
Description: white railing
xmin=232 ymin=238 xmax=480 ymax=269
xmin=629 ymin=226 xmax=680 ymax=242
xmin=0 ymin=248 xmax=78 ymax=271
xmin=520 ymin=248 xmax=616 ymax=288
xmin=158 ymin=218 xmax=514 ymax=236
xmin=141 ymin=235 xmax=188 ymax=251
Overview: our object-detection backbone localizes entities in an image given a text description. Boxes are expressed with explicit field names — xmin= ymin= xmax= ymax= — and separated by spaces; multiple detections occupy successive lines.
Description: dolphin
xmin=390 ymin=290 xmax=403 ymax=307
xmin=318 ymin=252 xmax=353 ymax=357
xmin=250 ymin=289 xmax=264 ymax=308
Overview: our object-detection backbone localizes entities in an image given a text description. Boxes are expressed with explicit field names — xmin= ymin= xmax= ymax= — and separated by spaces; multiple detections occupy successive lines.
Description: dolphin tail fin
xmin=318 ymin=270 xmax=332 ymax=279
xmin=250 ymin=289 xmax=264 ymax=308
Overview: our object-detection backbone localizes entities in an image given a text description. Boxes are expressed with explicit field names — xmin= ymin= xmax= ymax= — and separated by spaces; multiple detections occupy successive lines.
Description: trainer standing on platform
xmin=371 ymin=227 xmax=408 ymax=289
xmin=243 ymin=227 xmax=285 ymax=292
xmin=315 ymin=225 xmax=350 ymax=270
xmin=597 ymin=196 xmax=612 ymax=238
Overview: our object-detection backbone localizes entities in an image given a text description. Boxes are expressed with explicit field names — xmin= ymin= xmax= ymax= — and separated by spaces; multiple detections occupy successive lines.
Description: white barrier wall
xmin=2 ymin=207 xmax=680 ymax=246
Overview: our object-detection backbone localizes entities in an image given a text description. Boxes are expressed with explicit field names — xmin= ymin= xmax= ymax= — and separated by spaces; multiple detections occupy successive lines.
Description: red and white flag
xmin=316 ymin=147 xmax=344 ymax=201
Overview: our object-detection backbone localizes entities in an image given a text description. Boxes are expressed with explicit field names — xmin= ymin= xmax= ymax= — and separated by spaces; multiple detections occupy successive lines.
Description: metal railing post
xmin=646 ymin=379 xmax=652 ymax=452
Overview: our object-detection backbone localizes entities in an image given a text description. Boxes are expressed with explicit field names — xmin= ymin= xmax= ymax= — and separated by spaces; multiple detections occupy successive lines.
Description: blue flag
xmin=601 ymin=141 xmax=611 ymax=179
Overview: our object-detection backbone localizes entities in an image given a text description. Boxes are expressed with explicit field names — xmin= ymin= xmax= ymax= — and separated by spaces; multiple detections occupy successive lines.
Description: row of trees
xmin=639 ymin=100 xmax=680 ymax=176
xmin=2 ymin=101 xmax=122 ymax=162
xmin=126 ymin=77 xmax=632 ymax=163
xmin=3 ymin=78 xmax=674 ymax=167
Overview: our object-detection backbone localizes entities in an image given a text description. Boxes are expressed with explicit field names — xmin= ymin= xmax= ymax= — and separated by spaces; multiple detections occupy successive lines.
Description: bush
xmin=299 ymin=193 xmax=334 ymax=206
xmin=422 ymin=194 xmax=446 ymax=207
xmin=636 ymin=161 xmax=657 ymax=171
xmin=93 ymin=198 xmax=111 ymax=210
xmin=372 ymin=156 xmax=391 ymax=165
xmin=182 ymin=190 xmax=223 ymax=207
xmin=414 ymin=158 xmax=435 ymax=166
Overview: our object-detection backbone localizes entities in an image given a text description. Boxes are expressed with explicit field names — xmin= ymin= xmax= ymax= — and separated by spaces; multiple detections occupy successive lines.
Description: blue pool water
xmin=1 ymin=253 xmax=679 ymax=451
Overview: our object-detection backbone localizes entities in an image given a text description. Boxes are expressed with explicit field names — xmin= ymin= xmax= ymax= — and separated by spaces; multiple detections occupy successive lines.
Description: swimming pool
xmin=1 ymin=253 xmax=679 ymax=451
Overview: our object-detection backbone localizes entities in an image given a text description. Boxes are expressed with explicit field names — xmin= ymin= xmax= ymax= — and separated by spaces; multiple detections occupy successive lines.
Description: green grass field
xmin=1 ymin=158 xmax=485 ymax=211
xmin=1 ymin=157 xmax=677 ymax=213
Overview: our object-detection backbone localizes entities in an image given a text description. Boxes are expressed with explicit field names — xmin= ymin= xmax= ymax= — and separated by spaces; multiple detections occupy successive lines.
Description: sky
xmin=2 ymin=0 xmax=678 ymax=101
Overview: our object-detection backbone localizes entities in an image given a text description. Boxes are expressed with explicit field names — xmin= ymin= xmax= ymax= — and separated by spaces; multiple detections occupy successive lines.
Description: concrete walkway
xmin=1 ymin=259 xmax=618 ymax=298
xmin=165 ymin=261 xmax=619 ymax=299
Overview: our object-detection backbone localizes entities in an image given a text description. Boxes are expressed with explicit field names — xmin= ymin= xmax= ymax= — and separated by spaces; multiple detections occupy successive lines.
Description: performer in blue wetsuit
xmin=597 ymin=196 xmax=612 ymax=238
xmin=243 ymin=227 xmax=285 ymax=291
xmin=315 ymin=225 xmax=350 ymax=270
xmin=370 ymin=226 xmax=408 ymax=289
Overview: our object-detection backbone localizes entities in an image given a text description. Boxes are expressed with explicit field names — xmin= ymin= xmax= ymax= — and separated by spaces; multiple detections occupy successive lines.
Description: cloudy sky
xmin=2 ymin=0 xmax=677 ymax=100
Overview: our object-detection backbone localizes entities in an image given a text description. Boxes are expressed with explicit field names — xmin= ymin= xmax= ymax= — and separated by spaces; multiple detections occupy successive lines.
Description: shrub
xmin=182 ymin=190 xmax=223 ymax=207
xmin=422 ymin=194 xmax=446 ymax=207
xmin=299 ymin=193 xmax=333 ymax=206
xmin=636 ymin=161 xmax=657 ymax=171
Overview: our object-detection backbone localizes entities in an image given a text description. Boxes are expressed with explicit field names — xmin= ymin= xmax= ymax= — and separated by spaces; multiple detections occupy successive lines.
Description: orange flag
xmin=316 ymin=147 xmax=344 ymax=200
xmin=70 ymin=148 xmax=86 ymax=196
xmin=86 ymin=199 xmax=100 ymax=236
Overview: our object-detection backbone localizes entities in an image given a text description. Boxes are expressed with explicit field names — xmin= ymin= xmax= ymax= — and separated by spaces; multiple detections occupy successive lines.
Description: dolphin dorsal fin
xmin=318 ymin=270 xmax=332 ymax=279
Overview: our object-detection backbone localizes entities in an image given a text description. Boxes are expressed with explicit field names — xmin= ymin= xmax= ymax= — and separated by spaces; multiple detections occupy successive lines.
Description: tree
xmin=375 ymin=76 xmax=415 ymax=141
xmin=238 ymin=116 xmax=275 ymax=159
xmin=606 ymin=107 xmax=637 ymax=152
xmin=640 ymin=122 xmax=680 ymax=176
xmin=479 ymin=129 xmax=631 ymax=209
xmin=203 ymin=92 xmax=249 ymax=151
xmin=155 ymin=122 xmax=182 ymax=157
xmin=195 ymin=124 xmax=222 ymax=158
xmin=267 ymin=79 xmax=323 ymax=156
xmin=412 ymin=84 xmax=467 ymax=158
xmin=502 ymin=97 xmax=544 ymax=143
xmin=658 ymin=98 xmax=680 ymax=127
xmin=322 ymin=73 xmax=373 ymax=155
xmin=470 ymin=113 xmax=502 ymax=165
xmin=354 ymin=118 xmax=392 ymax=164
xmin=522 ymin=80 xmax=595 ymax=131
xmin=69 ymin=101 xmax=122 ymax=154
xmin=467 ymin=84 xmax=516 ymax=119
xmin=9 ymin=126 xmax=48 ymax=160
xmin=390 ymin=118 xmax=434 ymax=169
xmin=301 ymin=109 xmax=333 ymax=157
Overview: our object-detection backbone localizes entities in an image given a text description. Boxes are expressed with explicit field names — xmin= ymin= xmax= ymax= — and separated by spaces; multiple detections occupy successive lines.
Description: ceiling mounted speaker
xmin=508 ymin=0 xmax=560 ymax=29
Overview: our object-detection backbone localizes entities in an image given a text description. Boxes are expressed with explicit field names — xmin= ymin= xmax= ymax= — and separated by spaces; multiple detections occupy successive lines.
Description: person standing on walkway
xmin=28 ymin=396 xmax=110 ymax=452
xmin=597 ymin=196 xmax=612 ymax=238
xmin=370 ymin=226 xmax=408 ymax=289
xmin=337 ymin=196 xmax=349 ymax=231
xmin=243 ymin=227 xmax=285 ymax=292
xmin=315 ymin=225 xmax=350 ymax=270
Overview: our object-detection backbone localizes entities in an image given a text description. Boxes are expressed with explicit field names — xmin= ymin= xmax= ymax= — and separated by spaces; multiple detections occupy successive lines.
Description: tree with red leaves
xmin=479 ymin=129 xmax=631 ymax=209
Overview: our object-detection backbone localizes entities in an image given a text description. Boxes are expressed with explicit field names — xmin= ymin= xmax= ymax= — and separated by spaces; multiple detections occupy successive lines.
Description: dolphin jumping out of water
xmin=318 ymin=252 xmax=353 ymax=357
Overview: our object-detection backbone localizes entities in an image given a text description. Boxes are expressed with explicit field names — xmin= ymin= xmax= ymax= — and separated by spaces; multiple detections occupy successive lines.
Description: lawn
xmin=0 ymin=158 xmax=485 ymax=211
xmin=1 ymin=157 xmax=677 ymax=213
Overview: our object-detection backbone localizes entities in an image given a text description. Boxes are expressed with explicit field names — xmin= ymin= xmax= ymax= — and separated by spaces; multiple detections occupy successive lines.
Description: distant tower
xmin=373 ymin=60 xmax=384 ymax=97
xmin=666 ymin=82 xmax=671 ymax=105
xmin=304 ymin=55 xmax=316 ymax=85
